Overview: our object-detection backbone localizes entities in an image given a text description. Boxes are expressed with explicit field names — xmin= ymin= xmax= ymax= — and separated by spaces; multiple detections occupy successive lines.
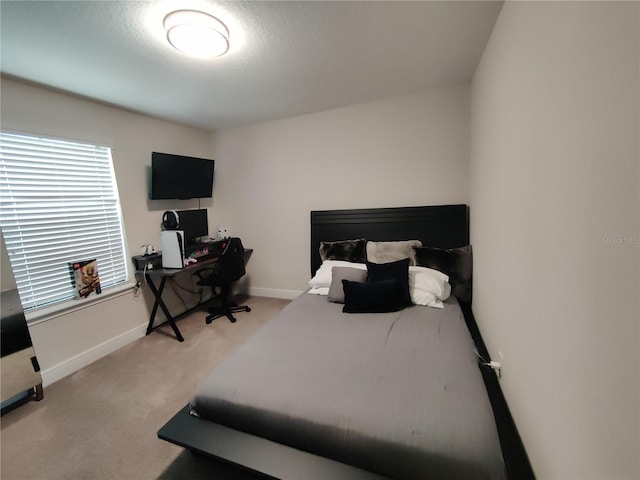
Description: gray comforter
xmin=191 ymin=293 xmax=506 ymax=480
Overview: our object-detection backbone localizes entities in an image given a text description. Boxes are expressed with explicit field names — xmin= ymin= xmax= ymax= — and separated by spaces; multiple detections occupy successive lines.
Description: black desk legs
xmin=145 ymin=275 xmax=184 ymax=342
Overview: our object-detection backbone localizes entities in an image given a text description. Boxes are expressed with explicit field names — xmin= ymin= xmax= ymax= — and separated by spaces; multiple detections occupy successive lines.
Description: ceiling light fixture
xmin=163 ymin=10 xmax=229 ymax=58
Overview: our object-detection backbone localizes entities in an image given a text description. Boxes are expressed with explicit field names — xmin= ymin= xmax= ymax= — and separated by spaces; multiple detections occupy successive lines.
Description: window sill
xmin=25 ymin=282 xmax=136 ymax=326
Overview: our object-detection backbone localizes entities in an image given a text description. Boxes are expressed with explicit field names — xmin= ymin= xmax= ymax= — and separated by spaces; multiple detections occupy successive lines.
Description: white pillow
xmin=308 ymin=287 xmax=330 ymax=295
xmin=308 ymin=260 xmax=367 ymax=289
xmin=409 ymin=266 xmax=451 ymax=308
xmin=411 ymin=291 xmax=444 ymax=309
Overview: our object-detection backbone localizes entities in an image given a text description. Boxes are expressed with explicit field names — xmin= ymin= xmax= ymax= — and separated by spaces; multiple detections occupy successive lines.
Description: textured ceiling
xmin=0 ymin=1 xmax=503 ymax=131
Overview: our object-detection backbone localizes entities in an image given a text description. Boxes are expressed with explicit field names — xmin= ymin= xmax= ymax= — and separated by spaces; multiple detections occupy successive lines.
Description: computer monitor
xmin=177 ymin=209 xmax=208 ymax=246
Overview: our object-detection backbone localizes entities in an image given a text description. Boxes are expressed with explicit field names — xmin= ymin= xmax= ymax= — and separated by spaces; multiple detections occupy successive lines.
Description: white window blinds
xmin=0 ymin=132 xmax=128 ymax=311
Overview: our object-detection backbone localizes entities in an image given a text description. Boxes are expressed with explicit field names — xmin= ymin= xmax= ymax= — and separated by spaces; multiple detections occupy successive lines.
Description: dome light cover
xmin=163 ymin=10 xmax=229 ymax=58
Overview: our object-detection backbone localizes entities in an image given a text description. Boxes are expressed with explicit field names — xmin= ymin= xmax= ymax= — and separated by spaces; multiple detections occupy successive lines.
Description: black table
xmin=137 ymin=249 xmax=252 ymax=342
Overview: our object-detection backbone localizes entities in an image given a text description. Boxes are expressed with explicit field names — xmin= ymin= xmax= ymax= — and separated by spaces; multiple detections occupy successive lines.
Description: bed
xmin=158 ymin=205 xmax=533 ymax=479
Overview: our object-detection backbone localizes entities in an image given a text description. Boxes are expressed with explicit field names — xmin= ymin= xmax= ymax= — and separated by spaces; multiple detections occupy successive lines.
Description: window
xmin=0 ymin=132 xmax=128 ymax=311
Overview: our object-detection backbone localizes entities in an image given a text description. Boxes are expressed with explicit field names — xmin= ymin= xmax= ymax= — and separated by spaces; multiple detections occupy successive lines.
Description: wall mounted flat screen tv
xmin=150 ymin=152 xmax=214 ymax=200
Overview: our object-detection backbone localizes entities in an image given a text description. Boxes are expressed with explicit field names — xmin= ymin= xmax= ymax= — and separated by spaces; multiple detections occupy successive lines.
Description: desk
xmin=136 ymin=249 xmax=252 ymax=342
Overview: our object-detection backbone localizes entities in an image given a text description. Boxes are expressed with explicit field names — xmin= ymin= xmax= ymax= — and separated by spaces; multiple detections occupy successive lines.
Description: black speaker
xmin=162 ymin=210 xmax=179 ymax=230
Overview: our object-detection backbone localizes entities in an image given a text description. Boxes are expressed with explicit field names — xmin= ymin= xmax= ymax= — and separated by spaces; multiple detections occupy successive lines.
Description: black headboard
xmin=310 ymin=204 xmax=469 ymax=276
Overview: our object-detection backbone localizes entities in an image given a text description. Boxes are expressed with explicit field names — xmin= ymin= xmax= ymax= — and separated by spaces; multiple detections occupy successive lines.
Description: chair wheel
xmin=246 ymin=307 xmax=251 ymax=312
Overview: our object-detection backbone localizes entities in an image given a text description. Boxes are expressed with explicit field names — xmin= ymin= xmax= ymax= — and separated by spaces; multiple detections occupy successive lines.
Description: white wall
xmin=211 ymin=85 xmax=470 ymax=297
xmin=470 ymin=2 xmax=639 ymax=479
xmin=0 ymin=78 xmax=214 ymax=384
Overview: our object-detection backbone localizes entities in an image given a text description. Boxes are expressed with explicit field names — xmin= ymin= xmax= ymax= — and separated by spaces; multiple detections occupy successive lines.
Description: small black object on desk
xmin=134 ymin=239 xmax=252 ymax=342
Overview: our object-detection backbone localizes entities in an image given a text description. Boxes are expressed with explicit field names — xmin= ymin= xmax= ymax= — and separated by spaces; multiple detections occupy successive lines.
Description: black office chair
xmin=195 ymin=237 xmax=251 ymax=324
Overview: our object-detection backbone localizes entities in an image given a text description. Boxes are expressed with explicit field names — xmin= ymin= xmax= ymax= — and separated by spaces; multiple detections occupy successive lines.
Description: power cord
xmin=473 ymin=348 xmax=502 ymax=378
xmin=133 ymin=264 xmax=149 ymax=298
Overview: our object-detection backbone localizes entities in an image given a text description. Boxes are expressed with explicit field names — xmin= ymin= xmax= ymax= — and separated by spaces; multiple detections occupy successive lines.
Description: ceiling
xmin=0 ymin=1 xmax=503 ymax=132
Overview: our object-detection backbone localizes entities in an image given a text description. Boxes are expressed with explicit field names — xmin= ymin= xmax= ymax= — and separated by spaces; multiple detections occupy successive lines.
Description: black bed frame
xmin=158 ymin=204 xmax=534 ymax=479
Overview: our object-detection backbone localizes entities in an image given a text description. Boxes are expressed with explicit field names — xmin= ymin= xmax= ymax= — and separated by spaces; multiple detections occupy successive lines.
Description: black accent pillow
xmin=366 ymin=258 xmax=411 ymax=306
xmin=319 ymin=239 xmax=367 ymax=263
xmin=413 ymin=245 xmax=472 ymax=304
xmin=342 ymin=279 xmax=403 ymax=313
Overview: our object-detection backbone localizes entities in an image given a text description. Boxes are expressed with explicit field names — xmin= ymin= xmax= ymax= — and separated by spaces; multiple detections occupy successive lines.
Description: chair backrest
xmin=216 ymin=237 xmax=246 ymax=284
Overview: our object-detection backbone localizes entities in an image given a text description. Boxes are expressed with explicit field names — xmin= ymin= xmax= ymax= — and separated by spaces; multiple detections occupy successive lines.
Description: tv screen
xmin=150 ymin=152 xmax=214 ymax=200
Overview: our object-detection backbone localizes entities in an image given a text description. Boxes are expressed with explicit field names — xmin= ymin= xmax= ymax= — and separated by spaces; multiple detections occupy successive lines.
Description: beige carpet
xmin=0 ymin=295 xmax=290 ymax=480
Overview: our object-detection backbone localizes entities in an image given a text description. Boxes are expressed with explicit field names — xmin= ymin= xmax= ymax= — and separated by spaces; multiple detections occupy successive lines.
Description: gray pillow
xmin=366 ymin=240 xmax=422 ymax=265
xmin=327 ymin=267 xmax=368 ymax=303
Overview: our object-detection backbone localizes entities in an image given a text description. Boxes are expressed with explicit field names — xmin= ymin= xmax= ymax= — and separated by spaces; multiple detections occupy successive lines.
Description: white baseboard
xmin=40 ymin=323 xmax=147 ymax=387
xmin=248 ymin=287 xmax=302 ymax=300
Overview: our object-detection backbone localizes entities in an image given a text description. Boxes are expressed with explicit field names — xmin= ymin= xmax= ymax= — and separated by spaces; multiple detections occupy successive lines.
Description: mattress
xmin=191 ymin=293 xmax=506 ymax=480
